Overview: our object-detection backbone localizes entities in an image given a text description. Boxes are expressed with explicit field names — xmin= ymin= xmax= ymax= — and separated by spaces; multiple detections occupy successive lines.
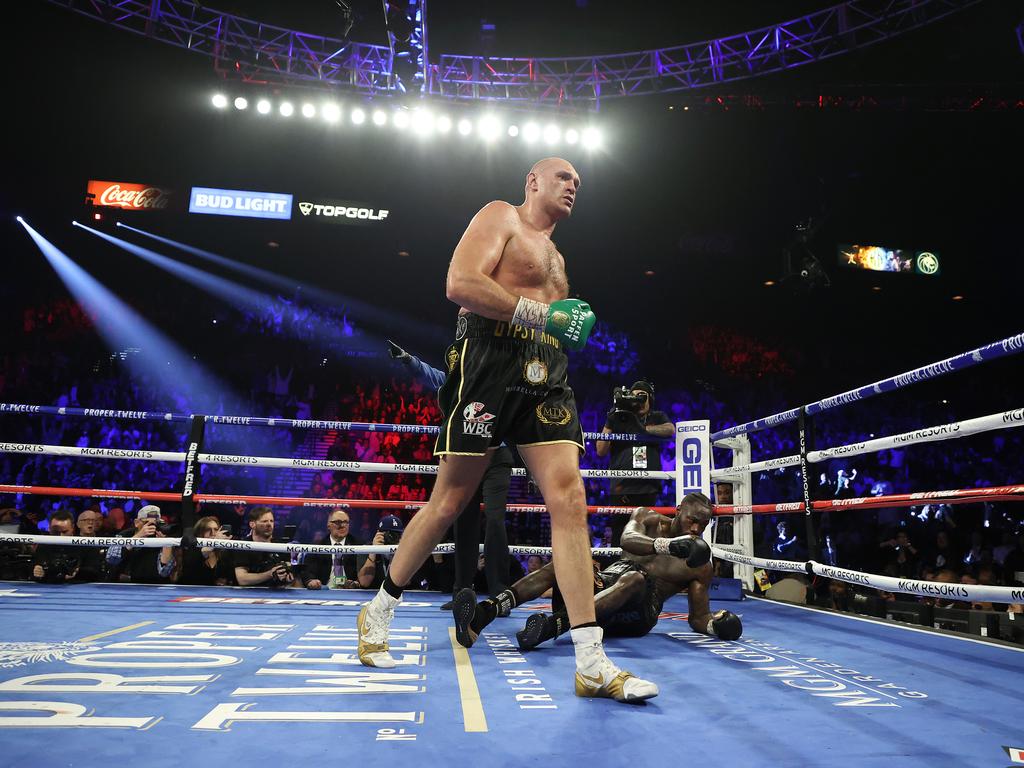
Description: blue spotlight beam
xmin=114 ymin=222 xmax=449 ymax=345
xmin=76 ymin=223 xmax=355 ymax=347
xmin=20 ymin=219 xmax=233 ymax=413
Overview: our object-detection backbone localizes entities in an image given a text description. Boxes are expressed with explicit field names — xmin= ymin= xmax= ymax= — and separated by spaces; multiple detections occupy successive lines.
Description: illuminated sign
xmin=838 ymin=244 xmax=940 ymax=276
xmin=188 ymin=187 xmax=292 ymax=220
xmin=297 ymin=199 xmax=390 ymax=225
xmin=675 ymin=420 xmax=710 ymax=500
xmin=86 ymin=180 xmax=172 ymax=210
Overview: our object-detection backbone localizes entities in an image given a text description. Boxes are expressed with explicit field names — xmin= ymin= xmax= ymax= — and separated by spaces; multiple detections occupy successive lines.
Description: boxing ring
xmin=1 ymin=330 xmax=1023 ymax=766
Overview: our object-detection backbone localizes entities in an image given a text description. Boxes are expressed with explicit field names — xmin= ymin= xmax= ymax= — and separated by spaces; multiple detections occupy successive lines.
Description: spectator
xmin=301 ymin=509 xmax=364 ymax=590
xmin=772 ymin=521 xmax=802 ymax=560
xmin=233 ymin=506 xmax=296 ymax=588
xmin=177 ymin=516 xmax=234 ymax=586
xmin=880 ymin=529 xmax=919 ymax=579
xmin=926 ymin=530 xmax=960 ymax=573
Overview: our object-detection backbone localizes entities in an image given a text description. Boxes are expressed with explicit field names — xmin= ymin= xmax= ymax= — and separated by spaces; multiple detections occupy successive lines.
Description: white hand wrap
xmin=706 ymin=617 xmax=716 ymax=635
xmin=653 ymin=538 xmax=671 ymax=556
xmin=512 ymin=296 xmax=549 ymax=330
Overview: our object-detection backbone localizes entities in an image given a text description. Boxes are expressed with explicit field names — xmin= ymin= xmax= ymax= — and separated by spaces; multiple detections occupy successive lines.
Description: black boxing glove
xmin=709 ymin=609 xmax=742 ymax=641
xmin=653 ymin=535 xmax=711 ymax=567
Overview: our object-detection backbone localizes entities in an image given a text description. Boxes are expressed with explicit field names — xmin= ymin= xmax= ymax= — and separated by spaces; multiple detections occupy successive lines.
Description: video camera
xmin=607 ymin=381 xmax=653 ymax=432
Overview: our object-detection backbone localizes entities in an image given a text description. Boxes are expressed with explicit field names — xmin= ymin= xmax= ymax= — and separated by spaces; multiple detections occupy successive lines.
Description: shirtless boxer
xmin=357 ymin=158 xmax=658 ymax=702
xmin=453 ymin=493 xmax=743 ymax=653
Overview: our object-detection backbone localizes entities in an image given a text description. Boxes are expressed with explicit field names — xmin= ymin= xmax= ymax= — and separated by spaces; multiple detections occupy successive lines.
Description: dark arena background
xmin=2 ymin=2 xmax=1023 ymax=766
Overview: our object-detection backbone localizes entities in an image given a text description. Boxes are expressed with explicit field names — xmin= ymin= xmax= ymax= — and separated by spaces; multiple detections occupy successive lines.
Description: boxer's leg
xmin=517 ymin=570 xmax=646 ymax=650
xmin=358 ymin=451 xmax=491 ymax=668
xmin=519 ymin=442 xmax=658 ymax=701
xmin=453 ymin=561 xmax=559 ymax=648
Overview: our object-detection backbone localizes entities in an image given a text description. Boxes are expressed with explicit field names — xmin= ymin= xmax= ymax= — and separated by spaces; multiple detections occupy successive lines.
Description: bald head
xmin=525 ymin=157 xmax=580 ymax=219
xmin=528 ymin=157 xmax=579 ymax=184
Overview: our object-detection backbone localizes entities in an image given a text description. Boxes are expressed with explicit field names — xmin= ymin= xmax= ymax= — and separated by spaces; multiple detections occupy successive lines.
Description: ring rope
xmin=0 ymin=532 xmax=623 ymax=559
xmin=715 ymin=484 xmax=1024 ymax=515
xmin=0 ymin=484 xmax=677 ymax=515
xmin=710 ymin=545 xmax=1024 ymax=604
xmin=711 ymin=407 xmax=1024 ymax=479
xmin=10 ymin=528 xmax=1019 ymax=605
xmin=0 ymin=442 xmax=674 ymax=480
xmin=712 ymin=330 xmax=1024 ymax=441
xmin=0 ymin=403 xmax=653 ymax=443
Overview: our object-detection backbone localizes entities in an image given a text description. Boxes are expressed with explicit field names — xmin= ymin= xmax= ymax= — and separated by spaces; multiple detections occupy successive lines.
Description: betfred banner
xmin=296 ymin=199 xmax=390 ymax=225
xmin=87 ymin=180 xmax=172 ymax=210
xmin=189 ymin=187 xmax=292 ymax=220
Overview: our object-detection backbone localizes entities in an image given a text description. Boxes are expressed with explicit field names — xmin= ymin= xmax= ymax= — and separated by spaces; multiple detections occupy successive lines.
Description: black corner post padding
xmin=179 ymin=414 xmax=207 ymax=531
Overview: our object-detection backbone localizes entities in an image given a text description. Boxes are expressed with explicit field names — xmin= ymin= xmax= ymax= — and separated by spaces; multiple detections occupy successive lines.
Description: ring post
xmin=179 ymin=414 xmax=207 ymax=530
xmin=797 ymin=406 xmax=819 ymax=561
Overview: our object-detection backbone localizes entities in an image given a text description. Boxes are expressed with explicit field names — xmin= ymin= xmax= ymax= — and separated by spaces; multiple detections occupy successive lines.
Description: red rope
xmin=4 ymin=483 xmax=1019 ymax=517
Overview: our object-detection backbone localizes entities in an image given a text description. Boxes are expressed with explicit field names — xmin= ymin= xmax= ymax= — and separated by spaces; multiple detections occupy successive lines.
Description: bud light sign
xmin=189 ymin=187 xmax=293 ymax=220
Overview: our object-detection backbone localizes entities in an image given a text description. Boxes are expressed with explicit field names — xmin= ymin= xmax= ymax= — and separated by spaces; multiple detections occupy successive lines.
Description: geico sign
xmin=677 ymin=424 xmax=708 ymax=432
xmin=681 ymin=437 xmax=703 ymax=494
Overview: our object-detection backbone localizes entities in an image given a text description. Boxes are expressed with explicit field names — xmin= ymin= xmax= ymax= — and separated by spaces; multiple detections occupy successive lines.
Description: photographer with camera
xmin=234 ymin=506 xmax=297 ymax=588
xmin=31 ymin=510 xmax=83 ymax=583
xmin=359 ymin=515 xmax=405 ymax=589
xmin=106 ymin=505 xmax=177 ymax=583
xmin=595 ymin=381 xmax=674 ymax=547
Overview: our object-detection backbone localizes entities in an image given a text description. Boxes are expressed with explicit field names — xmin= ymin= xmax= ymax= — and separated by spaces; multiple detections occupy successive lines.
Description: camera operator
xmin=106 ymin=505 xmax=176 ymax=584
xmin=31 ymin=510 xmax=84 ymax=584
xmin=234 ymin=506 xmax=297 ymax=588
xmin=595 ymin=380 xmax=673 ymax=547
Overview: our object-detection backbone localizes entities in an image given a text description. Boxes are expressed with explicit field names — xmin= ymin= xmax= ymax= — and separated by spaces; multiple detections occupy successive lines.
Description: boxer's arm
xmin=619 ymin=507 xmax=665 ymax=555
xmin=686 ymin=567 xmax=715 ymax=634
xmin=446 ymin=201 xmax=519 ymax=320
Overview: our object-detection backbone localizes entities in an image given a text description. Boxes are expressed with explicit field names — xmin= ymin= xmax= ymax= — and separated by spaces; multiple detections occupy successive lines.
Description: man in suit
xmin=301 ymin=509 xmax=364 ymax=589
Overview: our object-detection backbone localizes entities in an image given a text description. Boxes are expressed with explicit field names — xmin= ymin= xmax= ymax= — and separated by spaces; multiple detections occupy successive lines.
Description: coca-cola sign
xmin=86 ymin=180 xmax=172 ymax=210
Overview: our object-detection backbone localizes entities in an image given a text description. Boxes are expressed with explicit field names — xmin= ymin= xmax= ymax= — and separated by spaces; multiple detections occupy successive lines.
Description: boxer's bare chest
xmin=492 ymin=227 xmax=570 ymax=302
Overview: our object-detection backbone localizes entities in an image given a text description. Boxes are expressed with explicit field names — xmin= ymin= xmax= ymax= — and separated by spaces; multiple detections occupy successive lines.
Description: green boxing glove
xmin=512 ymin=297 xmax=596 ymax=350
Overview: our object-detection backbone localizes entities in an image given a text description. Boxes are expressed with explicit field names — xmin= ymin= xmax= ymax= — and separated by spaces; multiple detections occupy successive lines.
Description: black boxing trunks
xmin=434 ymin=313 xmax=585 ymax=456
xmin=551 ymin=559 xmax=663 ymax=638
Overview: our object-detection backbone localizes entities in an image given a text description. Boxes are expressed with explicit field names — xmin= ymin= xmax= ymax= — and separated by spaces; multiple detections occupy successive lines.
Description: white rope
xmin=710 ymin=546 xmax=807 ymax=574
xmin=709 ymin=543 xmax=1024 ymax=603
xmin=0 ymin=443 xmax=185 ymax=462
xmin=711 ymin=454 xmax=800 ymax=479
xmin=711 ymin=407 xmax=1023 ymax=479
xmin=808 ymin=408 xmax=1023 ymax=462
xmin=0 ymin=533 xmax=621 ymax=559
xmin=0 ymin=442 xmax=674 ymax=480
xmin=808 ymin=561 xmax=1024 ymax=604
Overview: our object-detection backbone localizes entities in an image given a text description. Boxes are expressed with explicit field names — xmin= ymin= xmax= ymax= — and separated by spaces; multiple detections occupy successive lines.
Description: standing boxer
xmin=357 ymin=157 xmax=657 ymax=702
